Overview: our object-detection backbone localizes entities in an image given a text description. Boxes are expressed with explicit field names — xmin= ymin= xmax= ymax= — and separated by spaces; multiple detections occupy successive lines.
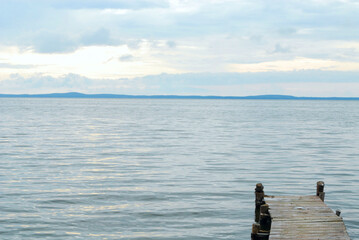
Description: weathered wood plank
xmin=266 ymin=195 xmax=350 ymax=240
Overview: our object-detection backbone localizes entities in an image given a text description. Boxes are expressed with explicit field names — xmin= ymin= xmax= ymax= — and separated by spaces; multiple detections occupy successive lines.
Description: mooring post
xmin=316 ymin=181 xmax=325 ymax=201
xmin=255 ymin=183 xmax=265 ymax=222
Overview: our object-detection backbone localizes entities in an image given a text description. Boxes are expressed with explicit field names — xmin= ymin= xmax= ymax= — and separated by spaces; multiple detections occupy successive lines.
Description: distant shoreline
xmin=0 ymin=92 xmax=359 ymax=100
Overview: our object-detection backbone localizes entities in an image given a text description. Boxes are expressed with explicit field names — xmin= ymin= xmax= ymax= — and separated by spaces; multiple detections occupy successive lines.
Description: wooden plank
xmin=265 ymin=195 xmax=350 ymax=240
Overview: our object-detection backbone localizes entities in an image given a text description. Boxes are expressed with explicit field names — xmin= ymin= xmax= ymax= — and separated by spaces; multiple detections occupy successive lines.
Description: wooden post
xmin=251 ymin=223 xmax=260 ymax=240
xmin=255 ymin=183 xmax=265 ymax=222
xmin=252 ymin=233 xmax=269 ymax=240
xmin=259 ymin=204 xmax=271 ymax=232
xmin=336 ymin=209 xmax=341 ymax=217
xmin=316 ymin=181 xmax=325 ymax=201
xmin=250 ymin=182 xmax=350 ymax=239
xmin=251 ymin=222 xmax=269 ymax=240
xmin=253 ymin=183 xmax=269 ymax=240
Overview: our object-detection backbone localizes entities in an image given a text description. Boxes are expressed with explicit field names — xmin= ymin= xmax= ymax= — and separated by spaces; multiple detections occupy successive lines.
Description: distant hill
xmin=0 ymin=92 xmax=358 ymax=100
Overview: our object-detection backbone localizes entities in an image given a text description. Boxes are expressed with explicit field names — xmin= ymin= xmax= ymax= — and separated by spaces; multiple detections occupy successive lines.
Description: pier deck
xmin=251 ymin=182 xmax=350 ymax=240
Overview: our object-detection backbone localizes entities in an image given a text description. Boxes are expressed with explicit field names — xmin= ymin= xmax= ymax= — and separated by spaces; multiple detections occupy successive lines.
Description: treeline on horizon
xmin=0 ymin=92 xmax=358 ymax=100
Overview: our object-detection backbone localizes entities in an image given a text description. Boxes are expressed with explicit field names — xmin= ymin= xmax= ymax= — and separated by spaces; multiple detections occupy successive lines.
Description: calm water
xmin=0 ymin=98 xmax=358 ymax=239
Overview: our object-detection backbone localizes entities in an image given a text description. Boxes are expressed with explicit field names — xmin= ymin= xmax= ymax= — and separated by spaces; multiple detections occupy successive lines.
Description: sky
xmin=0 ymin=0 xmax=359 ymax=96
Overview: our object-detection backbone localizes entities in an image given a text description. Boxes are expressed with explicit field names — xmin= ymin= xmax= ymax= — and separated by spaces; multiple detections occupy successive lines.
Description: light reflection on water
xmin=0 ymin=98 xmax=359 ymax=239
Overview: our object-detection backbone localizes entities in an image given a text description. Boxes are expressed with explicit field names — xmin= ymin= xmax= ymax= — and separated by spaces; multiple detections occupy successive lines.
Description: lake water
xmin=0 ymin=98 xmax=358 ymax=239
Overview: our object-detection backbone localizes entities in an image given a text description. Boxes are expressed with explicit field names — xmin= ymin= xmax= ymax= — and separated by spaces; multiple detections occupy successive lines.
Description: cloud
xmin=278 ymin=27 xmax=297 ymax=36
xmin=1 ymin=71 xmax=359 ymax=96
xmin=0 ymin=73 xmax=125 ymax=94
xmin=32 ymin=32 xmax=79 ymax=54
xmin=229 ymin=57 xmax=359 ymax=72
xmin=0 ymin=62 xmax=34 ymax=69
xmin=1 ymin=0 xmax=358 ymax=50
xmin=80 ymin=28 xmax=114 ymax=46
xmin=49 ymin=0 xmax=169 ymax=10
xmin=272 ymin=43 xmax=290 ymax=53
xmin=119 ymin=54 xmax=134 ymax=61
xmin=0 ymin=0 xmax=358 ymax=92
xmin=166 ymin=40 xmax=176 ymax=48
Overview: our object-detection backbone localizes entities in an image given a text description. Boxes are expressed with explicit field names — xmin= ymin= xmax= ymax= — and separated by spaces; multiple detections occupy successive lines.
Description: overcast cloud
xmin=0 ymin=0 xmax=358 ymax=96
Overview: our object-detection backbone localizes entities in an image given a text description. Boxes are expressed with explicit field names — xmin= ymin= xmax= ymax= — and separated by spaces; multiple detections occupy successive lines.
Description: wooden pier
xmin=251 ymin=182 xmax=351 ymax=240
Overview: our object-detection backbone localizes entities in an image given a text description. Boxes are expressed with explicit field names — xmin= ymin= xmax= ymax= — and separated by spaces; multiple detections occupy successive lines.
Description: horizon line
xmin=1 ymin=92 xmax=359 ymax=100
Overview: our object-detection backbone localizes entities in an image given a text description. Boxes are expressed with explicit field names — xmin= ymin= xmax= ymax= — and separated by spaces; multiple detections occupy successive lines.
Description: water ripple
xmin=0 ymin=99 xmax=358 ymax=239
